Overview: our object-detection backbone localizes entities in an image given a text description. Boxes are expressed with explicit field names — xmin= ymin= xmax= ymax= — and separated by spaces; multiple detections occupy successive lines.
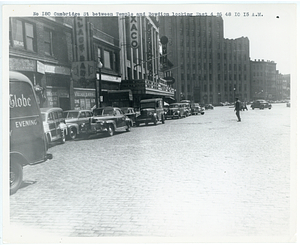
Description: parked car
xmin=204 ymin=104 xmax=214 ymax=110
xmin=10 ymin=71 xmax=52 ymax=194
xmin=191 ymin=103 xmax=205 ymax=115
xmin=40 ymin=107 xmax=68 ymax=145
xmin=121 ymin=107 xmax=137 ymax=126
xmin=63 ymin=109 xmax=93 ymax=140
xmin=251 ymin=100 xmax=272 ymax=110
xmin=80 ymin=107 xmax=131 ymax=137
xmin=136 ymin=98 xmax=165 ymax=126
xmin=165 ymin=103 xmax=186 ymax=119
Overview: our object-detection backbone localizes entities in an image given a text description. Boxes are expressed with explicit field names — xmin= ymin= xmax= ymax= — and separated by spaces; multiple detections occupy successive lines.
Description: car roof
xmin=40 ymin=107 xmax=63 ymax=113
xmin=64 ymin=109 xmax=91 ymax=112
xmin=140 ymin=98 xmax=162 ymax=103
xmin=9 ymin=71 xmax=32 ymax=84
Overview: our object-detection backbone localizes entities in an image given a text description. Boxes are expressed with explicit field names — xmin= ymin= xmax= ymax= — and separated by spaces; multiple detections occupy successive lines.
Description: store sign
xmin=72 ymin=17 xmax=94 ymax=83
xmin=37 ymin=61 xmax=45 ymax=74
xmin=130 ymin=16 xmax=139 ymax=49
xmin=9 ymin=58 xmax=35 ymax=72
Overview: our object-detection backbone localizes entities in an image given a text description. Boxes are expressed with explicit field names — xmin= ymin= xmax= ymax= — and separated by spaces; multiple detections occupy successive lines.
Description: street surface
xmin=7 ymin=103 xmax=294 ymax=242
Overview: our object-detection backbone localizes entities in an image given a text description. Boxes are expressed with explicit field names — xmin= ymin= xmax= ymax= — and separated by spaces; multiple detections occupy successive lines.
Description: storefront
xmin=73 ymin=88 xmax=96 ymax=110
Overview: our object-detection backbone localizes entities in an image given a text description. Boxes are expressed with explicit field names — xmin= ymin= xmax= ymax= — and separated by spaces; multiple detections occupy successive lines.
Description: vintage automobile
xmin=181 ymin=102 xmax=192 ymax=116
xmin=165 ymin=103 xmax=186 ymax=119
xmin=120 ymin=107 xmax=137 ymax=127
xmin=136 ymin=98 xmax=165 ymax=126
xmin=40 ymin=107 xmax=68 ymax=145
xmin=10 ymin=71 xmax=52 ymax=194
xmin=191 ymin=103 xmax=205 ymax=115
xmin=80 ymin=107 xmax=131 ymax=137
xmin=63 ymin=109 xmax=93 ymax=140
xmin=251 ymin=100 xmax=272 ymax=110
xmin=204 ymin=104 xmax=214 ymax=110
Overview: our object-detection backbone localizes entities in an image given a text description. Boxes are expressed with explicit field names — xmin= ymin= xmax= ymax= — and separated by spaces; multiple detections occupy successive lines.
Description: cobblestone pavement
xmin=6 ymin=103 xmax=294 ymax=242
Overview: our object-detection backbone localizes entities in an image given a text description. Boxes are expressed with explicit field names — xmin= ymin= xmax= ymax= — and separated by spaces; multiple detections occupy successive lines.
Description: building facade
xmin=9 ymin=16 xmax=175 ymax=111
xmin=9 ymin=17 xmax=73 ymax=110
xmin=159 ymin=16 xmax=251 ymax=104
xmin=118 ymin=16 xmax=175 ymax=108
xmin=250 ymin=59 xmax=277 ymax=100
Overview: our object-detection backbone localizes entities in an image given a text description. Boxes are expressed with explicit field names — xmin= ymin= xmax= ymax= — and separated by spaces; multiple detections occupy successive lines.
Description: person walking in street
xmin=234 ymin=97 xmax=241 ymax=122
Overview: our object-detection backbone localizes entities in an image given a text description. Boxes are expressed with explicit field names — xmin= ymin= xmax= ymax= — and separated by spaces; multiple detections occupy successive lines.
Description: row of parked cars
xmin=41 ymin=98 xmax=208 ymax=146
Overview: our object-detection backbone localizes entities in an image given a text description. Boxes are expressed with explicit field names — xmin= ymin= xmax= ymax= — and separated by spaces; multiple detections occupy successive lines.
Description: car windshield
xmin=93 ymin=108 xmax=114 ymax=116
xmin=140 ymin=102 xmax=156 ymax=109
xmin=63 ymin=111 xmax=79 ymax=118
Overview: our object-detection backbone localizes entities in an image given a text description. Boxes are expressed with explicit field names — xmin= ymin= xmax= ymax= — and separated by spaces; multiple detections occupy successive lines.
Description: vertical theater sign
xmin=130 ymin=16 xmax=139 ymax=49
xmin=72 ymin=17 xmax=96 ymax=87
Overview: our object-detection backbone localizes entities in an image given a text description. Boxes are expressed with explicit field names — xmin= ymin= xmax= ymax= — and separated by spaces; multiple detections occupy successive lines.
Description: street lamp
xmin=96 ymin=59 xmax=103 ymax=108
xmin=233 ymin=86 xmax=236 ymax=102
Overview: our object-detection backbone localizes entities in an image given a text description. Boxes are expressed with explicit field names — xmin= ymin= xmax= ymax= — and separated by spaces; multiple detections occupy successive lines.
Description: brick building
xmin=250 ymin=59 xmax=277 ymax=100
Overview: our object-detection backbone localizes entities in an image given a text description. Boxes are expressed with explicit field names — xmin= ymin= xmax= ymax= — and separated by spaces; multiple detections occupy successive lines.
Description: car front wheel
xmin=68 ymin=127 xmax=77 ymax=140
xmin=126 ymin=123 xmax=131 ymax=132
xmin=107 ymin=125 xmax=114 ymax=136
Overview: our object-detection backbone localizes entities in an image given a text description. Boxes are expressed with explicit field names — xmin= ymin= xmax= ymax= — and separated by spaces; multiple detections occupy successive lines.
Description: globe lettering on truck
xmin=9 ymin=71 xmax=52 ymax=195
xmin=9 ymin=94 xmax=32 ymax=108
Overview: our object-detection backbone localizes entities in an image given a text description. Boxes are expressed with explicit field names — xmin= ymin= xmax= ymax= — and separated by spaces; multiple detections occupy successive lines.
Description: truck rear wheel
xmin=10 ymin=161 xmax=23 ymax=195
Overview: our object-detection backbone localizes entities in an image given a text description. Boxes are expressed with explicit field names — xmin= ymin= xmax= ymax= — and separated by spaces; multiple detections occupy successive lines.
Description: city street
xmin=7 ymin=103 xmax=294 ymax=242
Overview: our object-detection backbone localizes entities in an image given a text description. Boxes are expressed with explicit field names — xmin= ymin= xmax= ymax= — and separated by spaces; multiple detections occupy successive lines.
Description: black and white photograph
xmin=1 ymin=2 xmax=298 ymax=244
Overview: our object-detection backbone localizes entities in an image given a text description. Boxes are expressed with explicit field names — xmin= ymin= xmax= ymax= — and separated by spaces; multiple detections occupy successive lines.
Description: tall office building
xmin=160 ymin=16 xmax=251 ymax=104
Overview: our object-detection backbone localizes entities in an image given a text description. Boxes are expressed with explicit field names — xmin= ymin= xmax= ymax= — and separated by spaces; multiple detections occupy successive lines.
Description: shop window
xmin=10 ymin=18 xmax=36 ymax=51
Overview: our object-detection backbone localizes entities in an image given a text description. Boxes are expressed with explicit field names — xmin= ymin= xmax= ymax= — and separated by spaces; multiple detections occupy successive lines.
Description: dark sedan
xmin=80 ymin=107 xmax=131 ymax=137
xmin=251 ymin=100 xmax=272 ymax=110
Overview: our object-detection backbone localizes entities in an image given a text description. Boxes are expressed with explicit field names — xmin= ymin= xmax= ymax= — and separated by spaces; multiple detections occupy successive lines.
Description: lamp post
xmin=233 ymin=86 xmax=236 ymax=102
xmin=96 ymin=59 xmax=103 ymax=108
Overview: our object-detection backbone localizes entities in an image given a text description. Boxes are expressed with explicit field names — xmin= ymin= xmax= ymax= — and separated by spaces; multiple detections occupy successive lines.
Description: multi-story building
xmin=275 ymin=72 xmax=290 ymax=100
xmin=160 ymin=16 xmax=251 ymax=104
xmin=9 ymin=17 xmax=73 ymax=110
xmin=250 ymin=59 xmax=277 ymax=100
xmin=118 ymin=16 xmax=175 ymax=108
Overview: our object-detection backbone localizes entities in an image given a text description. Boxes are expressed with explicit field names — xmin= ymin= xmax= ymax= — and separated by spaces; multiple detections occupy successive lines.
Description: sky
xmin=221 ymin=4 xmax=296 ymax=75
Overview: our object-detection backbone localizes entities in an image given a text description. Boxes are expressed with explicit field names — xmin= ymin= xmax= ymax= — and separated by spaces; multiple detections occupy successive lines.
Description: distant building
xmin=275 ymin=72 xmax=290 ymax=100
xmin=159 ymin=16 xmax=251 ymax=104
xmin=250 ymin=59 xmax=277 ymax=100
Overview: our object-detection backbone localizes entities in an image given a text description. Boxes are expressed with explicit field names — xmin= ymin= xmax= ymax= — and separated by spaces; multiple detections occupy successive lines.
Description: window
xmin=25 ymin=23 xmax=34 ymax=51
xmin=11 ymin=19 xmax=24 ymax=48
xmin=44 ymin=29 xmax=53 ymax=55
xmin=11 ymin=18 xmax=36 ymax=51
xmin=104 ymin=50 xmax=112 ymax=69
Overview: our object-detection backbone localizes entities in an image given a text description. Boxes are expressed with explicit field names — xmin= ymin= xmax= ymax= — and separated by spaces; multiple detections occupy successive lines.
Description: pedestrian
xmin=234 ymin=97 xmax=241 ymax=122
